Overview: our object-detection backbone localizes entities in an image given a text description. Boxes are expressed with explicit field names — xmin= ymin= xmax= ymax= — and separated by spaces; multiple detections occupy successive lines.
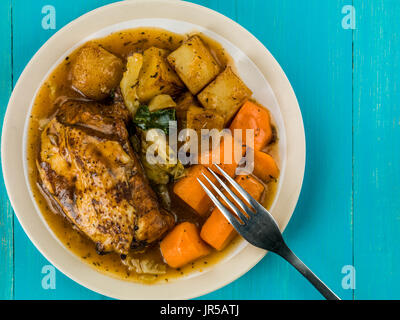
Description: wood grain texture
xmin=353 ymin=0 xmax=400 ymax=299
xmin=11 ymin=0 xmax=115 ymax=300
xmin=9 ymin=0 xmax=354 ymax=300
xmin=0 ymin=0 xmax=14 ymax=300
xmin=193 ymin=0 xmax=354 ymax=300
xmin=1 ymin=0 xmax=398 ymax=300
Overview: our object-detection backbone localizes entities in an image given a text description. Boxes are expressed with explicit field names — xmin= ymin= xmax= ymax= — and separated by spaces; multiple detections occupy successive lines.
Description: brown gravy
xmin=26 ymin=27 xmax=279 ymax=283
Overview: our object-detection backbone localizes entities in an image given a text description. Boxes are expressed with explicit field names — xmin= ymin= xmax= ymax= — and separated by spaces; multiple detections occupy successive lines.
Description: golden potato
xmin=137 ymin=47 xmax=184 ymax=103
xmin=71 ymin=43 xmax=124 ymax=100
xmin=197 ymin=67 xmax=252 ymax=124
xmin=175 ymin=92 xmax=200 ymax=128
xmin=167 ymin=35 xmax=221 ymax=94
xmin=186 ymin=105 xmax=224 ymax=140
xmin=120 ymin=53 xmax=143 ymax=117
xmin=148 ymin=94 xmax=176 ymax=112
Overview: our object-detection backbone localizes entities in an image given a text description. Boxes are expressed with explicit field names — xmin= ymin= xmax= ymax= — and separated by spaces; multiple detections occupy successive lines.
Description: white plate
xmin=2 ymin=0 xmax=305 ymax=300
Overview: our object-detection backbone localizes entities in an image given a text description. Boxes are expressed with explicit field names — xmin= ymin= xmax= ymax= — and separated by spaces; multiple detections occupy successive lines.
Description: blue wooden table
xmin=0 ymin=0 xmax=399 ymax=300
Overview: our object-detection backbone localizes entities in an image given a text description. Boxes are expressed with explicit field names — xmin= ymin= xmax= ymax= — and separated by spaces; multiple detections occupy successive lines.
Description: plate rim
xmin=1 ymin=0 xmax=305 ymax=300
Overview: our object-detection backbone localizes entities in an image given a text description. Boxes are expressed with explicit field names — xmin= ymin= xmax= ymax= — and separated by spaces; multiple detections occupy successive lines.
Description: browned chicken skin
xmin=37 ymin=100 xmax=174 ymax=254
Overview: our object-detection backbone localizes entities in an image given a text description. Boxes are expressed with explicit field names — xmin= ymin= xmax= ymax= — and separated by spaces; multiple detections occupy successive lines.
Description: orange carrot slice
xmin=200 ymin=175 xmax=264 ymax=250
xmin=173 ymin=165 xmax=217 ymax=216
xmin=161 ymin=222 xmax=211 ymax=268
xmin=229 ymin=100 xmax=273 ymax=151
xmin=253 ymin=150 xmax=279 ymax=182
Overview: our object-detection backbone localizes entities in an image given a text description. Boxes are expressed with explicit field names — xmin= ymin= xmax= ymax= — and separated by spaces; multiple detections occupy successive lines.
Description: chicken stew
xmin=27 ymin=27 xmax=279 ymax=283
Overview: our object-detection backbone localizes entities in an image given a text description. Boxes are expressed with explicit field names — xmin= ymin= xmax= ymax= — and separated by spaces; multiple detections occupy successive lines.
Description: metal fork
xmin=197 ymin=164 xmax=340 ymax=300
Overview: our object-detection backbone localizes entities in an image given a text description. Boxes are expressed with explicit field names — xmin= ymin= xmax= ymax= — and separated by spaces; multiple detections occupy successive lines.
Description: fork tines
xmin=196 ymin=164 xmax=258 ymax=229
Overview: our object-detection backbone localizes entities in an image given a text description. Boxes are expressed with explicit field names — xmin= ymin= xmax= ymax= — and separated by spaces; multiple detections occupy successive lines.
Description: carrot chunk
xmin=173 ymin=165 xmax=217 ymax=216
xmin=229 ymin=100 xmax=273 ymax=151
xmin=253 ymin=150 xmax=279 ymax=182
xmin=200 ymin=175 xmax=265 ymax=250
xmin=235 ymin=175 xmax=265 ymax=200
xmin=199 ymin=136 xmax=245 ymax=178
xmin=161 ymin=222 xmax=211 ymax=268
xmin=200 ymin=207 xmax=235 ymax=251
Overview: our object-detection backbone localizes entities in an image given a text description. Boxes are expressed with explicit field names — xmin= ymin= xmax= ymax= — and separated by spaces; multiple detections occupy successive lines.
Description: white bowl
xmin=2 ymin=0 xmax=305 ymax=299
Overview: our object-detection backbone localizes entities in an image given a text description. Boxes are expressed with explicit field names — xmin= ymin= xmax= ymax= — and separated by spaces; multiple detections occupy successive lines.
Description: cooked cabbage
xmin=121 ymin=257 xmax=166 ymax=275
xmin=133 ymin=105 xmax=176 ymax=135
xmin=148 ymin=94 xmax=177 ymax=112
xmin=120 ymin=53 xmax=143 ymax=117
xmin=140 ymin=128 xmax=185 ymax=185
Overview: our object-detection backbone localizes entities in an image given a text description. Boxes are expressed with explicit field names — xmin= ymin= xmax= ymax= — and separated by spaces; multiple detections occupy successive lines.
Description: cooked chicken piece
xmin=71 ymin=43 xmax=124 ymax=100
xmin=37 ymin=100 xmax=174 ymax=254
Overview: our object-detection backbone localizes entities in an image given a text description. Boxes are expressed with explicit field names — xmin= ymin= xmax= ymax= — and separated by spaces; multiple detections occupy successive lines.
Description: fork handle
xmin=276 ymin=244 xmax=340 ymax=300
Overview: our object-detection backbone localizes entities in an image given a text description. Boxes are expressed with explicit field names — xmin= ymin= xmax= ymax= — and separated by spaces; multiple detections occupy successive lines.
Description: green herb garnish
xmin=132 ymin=105 xmax=176 ymax=134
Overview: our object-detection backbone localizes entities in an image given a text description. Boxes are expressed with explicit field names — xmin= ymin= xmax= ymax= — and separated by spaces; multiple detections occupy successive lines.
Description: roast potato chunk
xmin=175 ymin=92 xmax=201 ymax=128
xmin=187 ymin=105 xmax=224 ymax=139
xmin=197 ymin=67 xmax=252 ymax=124
xmin=167 ymin=35 xmax=221 ymax=95
xmin=71 ymin=43 xmax=124 ymax=100
xmin=137 ymin=47 xmax=184 ymax=102
xmin=148 ymin=94 xmax=176 ymax=112
xmin=120 ymin=53 xmax=143 ymax=117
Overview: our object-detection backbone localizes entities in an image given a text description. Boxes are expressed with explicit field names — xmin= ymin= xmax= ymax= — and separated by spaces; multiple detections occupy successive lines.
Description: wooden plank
xmin=11 ymin=0 xmax=116 ymax=300
xmin=188 ymin=0 xmax=237 ymax=21
xmin=196 ymin=0 xmax=354 ymax=300
xmin=0 ymin=0 xmax=14 ymax=300
xmin=353 ymin=0 xmax=400 ymax=299
xmin=10 ymin=0 xmax=355 ymax=299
